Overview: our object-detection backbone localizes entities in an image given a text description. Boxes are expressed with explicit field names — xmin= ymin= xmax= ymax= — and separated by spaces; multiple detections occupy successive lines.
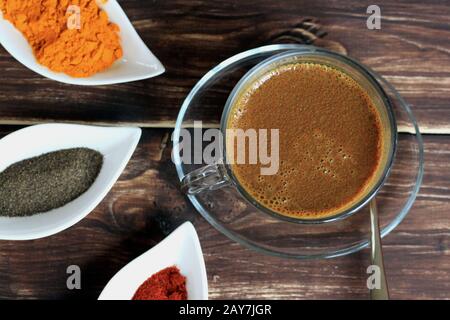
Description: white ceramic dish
xmin=0 ymin=123 xmax=141 ymax=240
xmin=99 ymin=222 xmax=208 ymax=300
xmin=0 ymin=0 xmax=164 ymax=85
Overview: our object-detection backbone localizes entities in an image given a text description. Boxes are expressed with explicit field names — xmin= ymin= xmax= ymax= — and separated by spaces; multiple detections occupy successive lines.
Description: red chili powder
xmin=132 ymin=266 xmax=187 ymax=300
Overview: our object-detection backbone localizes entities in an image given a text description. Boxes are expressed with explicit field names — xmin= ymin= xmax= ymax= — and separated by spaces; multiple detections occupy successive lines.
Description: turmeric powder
xmin=0 ymin=0 xmax=123 ymax=78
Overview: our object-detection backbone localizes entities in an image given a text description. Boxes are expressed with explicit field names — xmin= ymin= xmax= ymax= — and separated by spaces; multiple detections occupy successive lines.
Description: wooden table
xmin=0 ymin=0 xmax=449 ymax=299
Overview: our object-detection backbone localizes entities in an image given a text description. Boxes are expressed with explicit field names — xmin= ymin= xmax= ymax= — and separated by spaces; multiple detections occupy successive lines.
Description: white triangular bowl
xmin=99 ymin=222 xmax=209 ymax=300
xmin=0 ymin=0 xmax=164 ymax=85
xmin=0 ymin=123 xmax=141 ymax=240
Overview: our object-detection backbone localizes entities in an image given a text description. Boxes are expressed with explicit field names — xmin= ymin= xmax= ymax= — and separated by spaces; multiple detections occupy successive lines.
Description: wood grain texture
xmin=0 ymin=0 xmax=449 ymax=133
xmin=0 ymin=127 xmax=448 ymax=300
xmin=0 ymin=0 xmax=448 ymax=300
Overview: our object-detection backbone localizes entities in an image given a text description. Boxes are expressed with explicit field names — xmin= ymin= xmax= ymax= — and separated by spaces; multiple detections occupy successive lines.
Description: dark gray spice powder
xmin=0 ymin=148 xmax=103 ymax=217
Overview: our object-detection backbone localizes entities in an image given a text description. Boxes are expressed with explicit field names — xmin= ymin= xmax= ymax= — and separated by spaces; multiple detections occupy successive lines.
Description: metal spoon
xmin=369 ymin=199 xmax=390 ymax=300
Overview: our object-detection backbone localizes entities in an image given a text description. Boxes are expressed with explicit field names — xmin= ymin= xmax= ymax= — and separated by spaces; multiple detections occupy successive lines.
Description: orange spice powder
xmin=0 ymin=0 xmax=123 ymax=77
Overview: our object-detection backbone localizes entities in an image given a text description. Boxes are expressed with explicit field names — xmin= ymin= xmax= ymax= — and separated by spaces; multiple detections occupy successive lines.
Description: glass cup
xmin=180 ymin=48 xmax=397 ymax=223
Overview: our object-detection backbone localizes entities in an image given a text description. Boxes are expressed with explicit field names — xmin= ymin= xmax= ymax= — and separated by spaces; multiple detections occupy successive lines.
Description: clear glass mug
xmin=180 ymin=48 xmax=397 ymax=223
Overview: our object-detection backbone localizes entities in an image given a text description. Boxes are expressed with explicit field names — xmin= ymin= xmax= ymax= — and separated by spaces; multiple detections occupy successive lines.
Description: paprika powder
xmin=132 ymin=266 xmax=188 ymax=300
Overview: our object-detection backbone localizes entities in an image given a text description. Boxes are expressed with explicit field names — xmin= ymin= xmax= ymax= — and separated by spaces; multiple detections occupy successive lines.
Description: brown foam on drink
xmin=227 ymin=62 xmax=383 ymax=219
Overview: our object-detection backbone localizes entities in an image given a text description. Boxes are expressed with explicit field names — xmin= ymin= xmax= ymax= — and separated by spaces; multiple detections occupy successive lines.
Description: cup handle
xmin=181 ymin=163 xmax=231 ymax=195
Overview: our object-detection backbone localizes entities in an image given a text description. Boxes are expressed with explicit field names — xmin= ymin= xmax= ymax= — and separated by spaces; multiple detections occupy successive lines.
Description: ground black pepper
xmin=0 ymin=148 xmax=103 ymax=217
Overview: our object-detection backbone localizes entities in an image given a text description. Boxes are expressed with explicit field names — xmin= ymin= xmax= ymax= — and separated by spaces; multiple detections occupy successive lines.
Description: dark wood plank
xmin=0 ymin=127 xmax=448 ymax=300
xmin=0 ymin=0 xmax=449 ymax=133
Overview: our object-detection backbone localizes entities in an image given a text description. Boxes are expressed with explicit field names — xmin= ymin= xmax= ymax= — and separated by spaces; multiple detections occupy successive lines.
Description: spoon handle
xmin=369 ymin=199 xmax=390 ymax=300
